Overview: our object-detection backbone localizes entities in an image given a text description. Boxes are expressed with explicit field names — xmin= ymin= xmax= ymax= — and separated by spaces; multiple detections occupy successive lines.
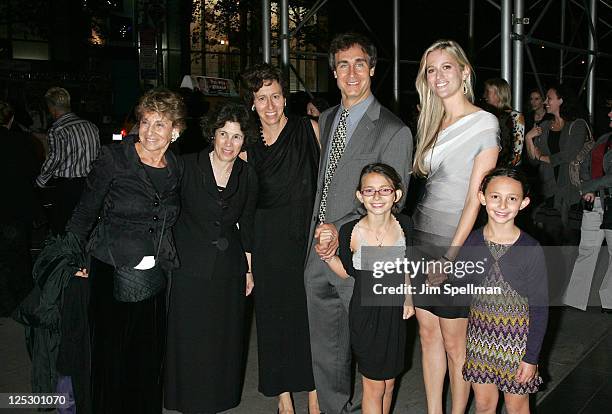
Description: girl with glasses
xmin=323 ymin=163 xmax=414 ymax=414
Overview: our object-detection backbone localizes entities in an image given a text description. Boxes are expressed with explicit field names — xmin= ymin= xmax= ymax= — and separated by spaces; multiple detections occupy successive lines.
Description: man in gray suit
xmin=305 ymin=32 xmax=413 ymax=414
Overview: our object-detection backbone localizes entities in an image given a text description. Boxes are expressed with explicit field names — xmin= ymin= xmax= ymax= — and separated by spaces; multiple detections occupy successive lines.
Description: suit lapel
xmin=321 ymin=105 xmax=340 ymax=160
xmin=338 ymin=99 xmax=380 ymax=167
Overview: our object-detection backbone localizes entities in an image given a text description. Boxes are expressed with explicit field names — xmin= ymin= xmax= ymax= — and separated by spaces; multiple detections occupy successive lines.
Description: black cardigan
xmin=66 ymin=136 xmax=183 ymax=270
xmin=172 ymin=150 xmax=257 ymax=279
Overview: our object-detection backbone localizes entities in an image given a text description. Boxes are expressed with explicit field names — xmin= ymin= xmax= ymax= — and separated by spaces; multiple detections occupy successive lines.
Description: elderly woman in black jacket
xmin=66 ymin=88 xmax=186 ymax=413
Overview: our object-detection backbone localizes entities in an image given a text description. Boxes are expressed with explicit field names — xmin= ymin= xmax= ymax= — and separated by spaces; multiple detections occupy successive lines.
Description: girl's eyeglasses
xmin=360 ymin=187 xmax=395 ymax=197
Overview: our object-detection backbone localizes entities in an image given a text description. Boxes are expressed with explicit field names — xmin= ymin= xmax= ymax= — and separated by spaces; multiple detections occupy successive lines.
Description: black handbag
xmin=106 ymin=211 xmax=168 ymax=302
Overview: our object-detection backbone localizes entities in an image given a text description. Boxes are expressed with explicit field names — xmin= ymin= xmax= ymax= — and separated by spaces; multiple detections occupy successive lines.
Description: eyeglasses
xmin=360 ymin=187 xmax=395 ymax=197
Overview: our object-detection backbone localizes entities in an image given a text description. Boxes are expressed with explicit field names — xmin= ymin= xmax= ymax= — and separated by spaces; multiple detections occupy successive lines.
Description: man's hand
xmin=315 ymin=223 xmax=339 ymax=261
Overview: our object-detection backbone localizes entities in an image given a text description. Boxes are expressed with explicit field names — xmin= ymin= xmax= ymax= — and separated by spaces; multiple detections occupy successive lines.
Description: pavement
xmin=2 ymin=305 xmax=611 ymax=414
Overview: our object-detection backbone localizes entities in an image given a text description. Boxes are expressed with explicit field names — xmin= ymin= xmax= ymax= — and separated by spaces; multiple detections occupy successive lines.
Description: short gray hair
xmin=44 ymin=87 xmax=71 ymax=111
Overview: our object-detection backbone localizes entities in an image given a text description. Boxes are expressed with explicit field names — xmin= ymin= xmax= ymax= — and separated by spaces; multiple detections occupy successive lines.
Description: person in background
xmin=524 ymin=88 xmax=549 ymax=132
xmin=412 ymin=39 xmax=499 ymax=414
xmin=36 ymin=87 xmax=100 ymax=235
xmin=306 ymin=97 xmax=331 ymax=122
xmin=0 ymin=100 xmax=35 ymax=317
xmin=164 ymin=102 xmax=257 ymax=413
xmin=66 ymin=88 xmax=186 ymax=413
xmin=241 ymin=63 xmax=320 ymax=414
xmin=524 ymin=84 xmax=588 ymax=245
xmin=484 ymin=78 xmax=525 ymax=167
xmin=564 ymin=102 xmax=612 ymax=312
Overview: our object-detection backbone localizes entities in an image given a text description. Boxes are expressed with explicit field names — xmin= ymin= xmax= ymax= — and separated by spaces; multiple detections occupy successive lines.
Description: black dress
xmin=337 ymin=215 xmax=412 ymax=380
xmin=248 ymin=116 xmax=319 ymax=396
xmin=164 ymin=151 xmax=257 ymax=413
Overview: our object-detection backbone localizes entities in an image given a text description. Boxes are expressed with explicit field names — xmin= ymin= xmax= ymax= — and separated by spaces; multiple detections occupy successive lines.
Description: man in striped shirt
xmin=36 ymin=87 xmax=100 ymax=234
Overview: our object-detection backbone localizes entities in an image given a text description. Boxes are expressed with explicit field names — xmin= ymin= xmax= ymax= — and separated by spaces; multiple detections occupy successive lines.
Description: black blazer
xmin=67 ymin=136 xmax=183 ymax=270
xmin=173 ymin=150 xmax=257 ymax=280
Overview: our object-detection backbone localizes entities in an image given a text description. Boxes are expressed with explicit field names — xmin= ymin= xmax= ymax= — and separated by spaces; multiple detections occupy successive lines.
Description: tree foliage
xmin=191 ymin=0 xmax=327 ymax=51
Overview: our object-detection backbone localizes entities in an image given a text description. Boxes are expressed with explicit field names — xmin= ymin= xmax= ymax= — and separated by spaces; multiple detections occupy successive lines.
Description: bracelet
xmin=441 ymin=254 xmax=454 ymax=262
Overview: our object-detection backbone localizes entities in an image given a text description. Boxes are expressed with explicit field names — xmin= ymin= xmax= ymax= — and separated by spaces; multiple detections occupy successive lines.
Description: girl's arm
xmin=403 ymin=272 xmax=415 ymax=319
xmin=523 ymin=244 xmax=549 ymax=366
xmin=326 ymin=255 xmax=350 ymax=279
xmin=326 ymin=223 xmax=354 ymax=279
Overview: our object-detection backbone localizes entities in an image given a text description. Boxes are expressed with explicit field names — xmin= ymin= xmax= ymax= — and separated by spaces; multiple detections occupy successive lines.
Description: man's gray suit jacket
xmin=306 ymin=97 xmax=414 ymax=270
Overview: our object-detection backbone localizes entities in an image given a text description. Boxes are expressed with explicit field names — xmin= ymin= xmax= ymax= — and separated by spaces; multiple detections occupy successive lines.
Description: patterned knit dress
xmin=462 ymin=240 xmax=543 ymax=394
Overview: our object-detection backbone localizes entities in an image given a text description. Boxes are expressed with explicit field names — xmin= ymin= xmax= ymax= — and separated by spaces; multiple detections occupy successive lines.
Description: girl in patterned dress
xmin=461 ymin=168 xmax=548 ymax=414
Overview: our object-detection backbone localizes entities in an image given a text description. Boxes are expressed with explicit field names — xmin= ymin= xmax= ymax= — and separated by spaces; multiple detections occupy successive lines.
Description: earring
xmin=251 ymin=104 xmax=255 ymax=111
xmin=171 ymin=130 xmax=180 ymax=142
xmin=463 ymin=79 xmax=468 ymax=95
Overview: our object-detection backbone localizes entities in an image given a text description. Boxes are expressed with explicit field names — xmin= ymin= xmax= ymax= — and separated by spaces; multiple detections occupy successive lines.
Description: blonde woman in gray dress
xmin=412 ymin=40 xmax=499 ymax=414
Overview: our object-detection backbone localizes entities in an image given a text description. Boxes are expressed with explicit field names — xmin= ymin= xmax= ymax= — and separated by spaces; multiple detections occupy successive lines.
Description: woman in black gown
xmin=241 ymin=63 xmax=319 ymax=414
xmin=164 ymin=103 xmax=258 ymax=413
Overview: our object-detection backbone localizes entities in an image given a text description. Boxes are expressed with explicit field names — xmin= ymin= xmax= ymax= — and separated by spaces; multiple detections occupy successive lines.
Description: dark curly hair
xmin=357 ymin=163 xmax=405 ymax=213
xmin=328 ymin=32 xmax=377 ymax=71
xmin=240 ymin=63 xmax=288 ymax=107
xmin=200 ymin=102 xmax=257 ymax=149
xmin=480 ymin=167 xmax=530 ymax=196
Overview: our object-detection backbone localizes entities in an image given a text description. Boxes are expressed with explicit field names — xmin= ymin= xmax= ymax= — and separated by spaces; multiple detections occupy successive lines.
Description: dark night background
xmin=1 ymin=0 xmax=610 ymax=137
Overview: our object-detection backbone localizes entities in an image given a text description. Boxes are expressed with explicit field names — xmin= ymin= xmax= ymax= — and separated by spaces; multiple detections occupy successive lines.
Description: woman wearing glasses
xmin=412 ymin=40 xmax=499 ymax=414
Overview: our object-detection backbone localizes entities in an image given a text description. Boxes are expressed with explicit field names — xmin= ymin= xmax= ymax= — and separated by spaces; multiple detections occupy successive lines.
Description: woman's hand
xmin=75 ymin=268 xmax=89 ymax=278
xmin=403 ymin=305 xmax=415 ymax=319
xmin=427 ymin=259 xmax=448 ymax=286
xmin=515 ymin=361 xmax=538 ymax=384
xmin=526 ymin=125 xmax=542 ymax=141
xmin=245 ymin=272 xmax=254 ymax=296
xmin=582 ymin=192 xmax=596 ymax=202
